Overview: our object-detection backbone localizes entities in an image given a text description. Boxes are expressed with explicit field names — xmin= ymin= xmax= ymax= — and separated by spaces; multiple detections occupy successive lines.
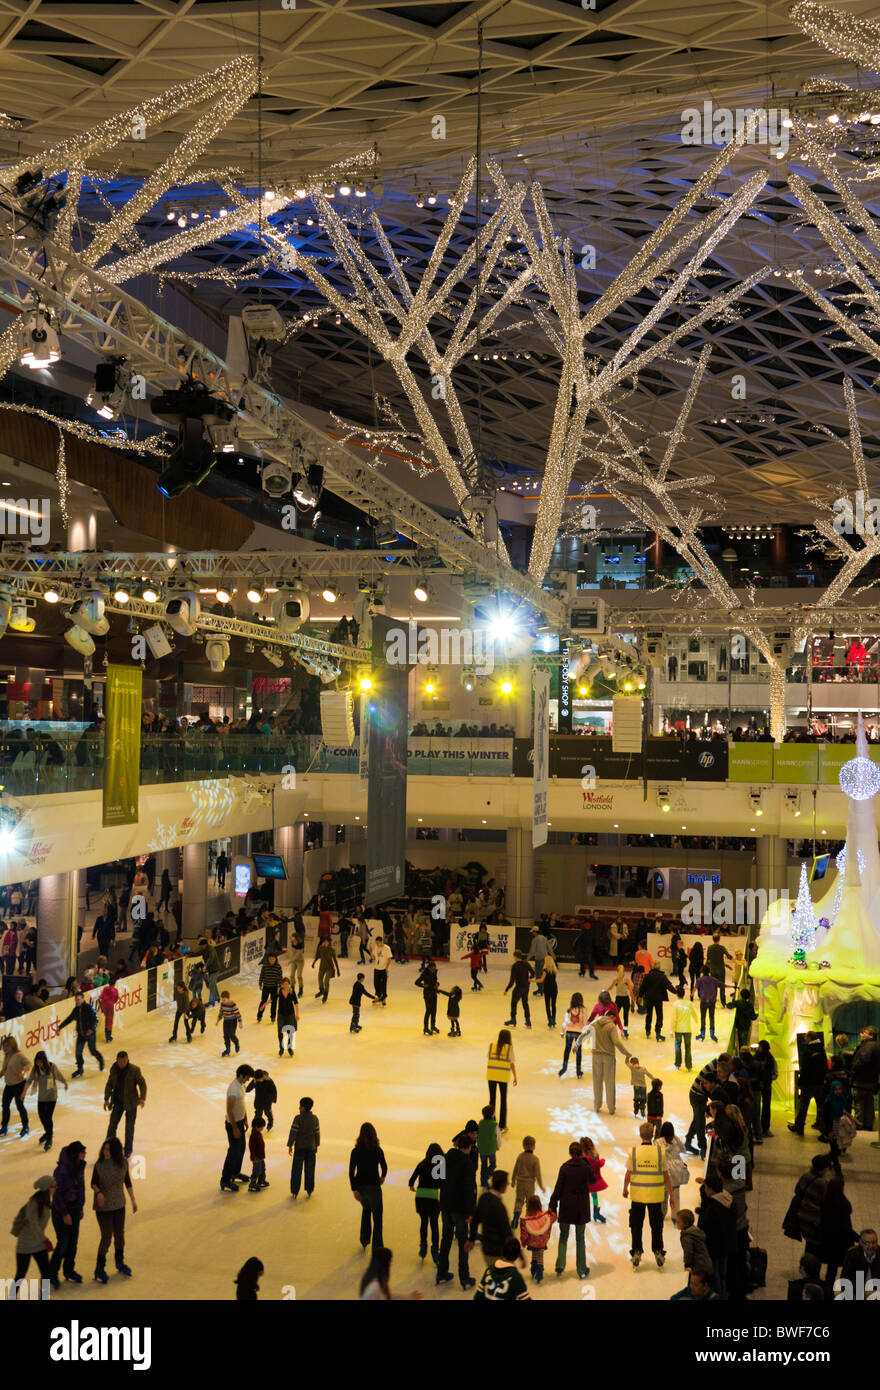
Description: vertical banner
xmin=103 ymin=663 xmax=142 ymax=827
xmin=558 ymin=637 xmax=572 ymax=733
xmin=365 ymin=614 xmax=408 ymax=906
xmin=532 ymin=670 xmax=550 ymax=848
xmin=358 ymin=692 xmax=370 ymax=783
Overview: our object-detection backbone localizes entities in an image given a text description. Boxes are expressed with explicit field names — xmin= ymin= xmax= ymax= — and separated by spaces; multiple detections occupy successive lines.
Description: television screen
xmin=811 ymin=853 xmax=830 ymax=883
xmin=233 ymin=863 xmax=252 ymax=898
xmin=252 ymin=852 xmax=287 ymax=880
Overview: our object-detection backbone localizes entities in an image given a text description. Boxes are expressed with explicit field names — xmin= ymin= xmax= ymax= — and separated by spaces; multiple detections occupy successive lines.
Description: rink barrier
xmin=4 ymin=924 xmax=275 ymax=1065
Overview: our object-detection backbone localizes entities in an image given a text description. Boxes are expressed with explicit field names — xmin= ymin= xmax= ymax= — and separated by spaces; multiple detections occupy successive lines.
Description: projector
xmin=165 ymin=591 xmax=200 ymax=637
xmin=8 ymin=600 xmax=35 ymax=633
xmin=273 ymin=586 xmax=310 ymax=634
xmin=69 ymin=591 xmax=108 ymax=636
xmin=65 ymin=625 xmax=95 ymax=656
xmin=143 ymin=624 xmax=173 ymax=659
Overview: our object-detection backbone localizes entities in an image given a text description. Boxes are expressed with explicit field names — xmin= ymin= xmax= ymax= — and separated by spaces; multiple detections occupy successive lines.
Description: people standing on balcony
xmin=157 ymin=869 xmax=172 ymax=915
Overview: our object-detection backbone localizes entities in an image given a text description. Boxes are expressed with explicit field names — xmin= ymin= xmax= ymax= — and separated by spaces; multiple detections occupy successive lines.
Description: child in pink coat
xmin=519 ymin=1195 xmax=557 ymax=1283
xmin=581 ymin=1135 xmax=608 ymax=1224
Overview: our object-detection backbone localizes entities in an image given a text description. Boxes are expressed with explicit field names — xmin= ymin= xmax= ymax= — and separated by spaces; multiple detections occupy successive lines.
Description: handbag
xmin=782 ymin=1189 xmax=803 ymax=1241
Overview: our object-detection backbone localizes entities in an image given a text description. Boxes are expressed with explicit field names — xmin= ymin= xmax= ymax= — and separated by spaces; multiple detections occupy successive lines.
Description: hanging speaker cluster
xmin=320 ymin=690 xmax=355 ymax=747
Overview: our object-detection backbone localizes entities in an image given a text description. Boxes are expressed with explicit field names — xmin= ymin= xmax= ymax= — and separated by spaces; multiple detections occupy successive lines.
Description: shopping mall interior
xmin=0 ymin=0 xmax=879 ymax=1322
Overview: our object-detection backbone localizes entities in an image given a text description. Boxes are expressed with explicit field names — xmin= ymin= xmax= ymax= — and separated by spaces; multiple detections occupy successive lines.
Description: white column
xmin=275 ymin=823 xmax=304 ymax=911
xmin=37 ymin=872 xmax=79 ymax=987
xmin=756 ymin=835 xmax=787 ymax=898
xmin=182 ymin=841 xmax=209 ymax=939
xmin=506 ymin=826 xmax=534 ymax=930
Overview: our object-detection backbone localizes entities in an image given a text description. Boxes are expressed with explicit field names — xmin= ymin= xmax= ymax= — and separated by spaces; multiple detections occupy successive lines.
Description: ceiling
xmin=0 ymin=0 xmax=879 ymax=530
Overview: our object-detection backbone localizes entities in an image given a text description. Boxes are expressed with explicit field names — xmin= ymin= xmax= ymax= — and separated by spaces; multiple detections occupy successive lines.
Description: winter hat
xmin=33 ymin=1175 xmax=54 ymax=1190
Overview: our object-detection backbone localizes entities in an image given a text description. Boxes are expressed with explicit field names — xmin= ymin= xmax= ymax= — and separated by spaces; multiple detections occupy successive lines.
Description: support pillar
xmin=756 ymin=834 xmax=788 ymax=899
xmin=37 ymin=872 xmax=78 ymax=987
xmin=506 ymin=826 xmax=534 ymax=930
xmin=182 ymin=841 xmax=209 ymax=939
xmin=275 ymin=823 xmax=304 ymax=911
xmin=232 ymin=835 xmax=249 ymax=858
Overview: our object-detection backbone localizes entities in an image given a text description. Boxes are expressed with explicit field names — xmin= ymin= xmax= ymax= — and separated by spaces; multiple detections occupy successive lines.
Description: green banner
xmin=103 ymin=664 xmax=142 ymax=827
xmin=729 ymin=743 xmax=774 ymax=782
xmin=772 ymin=744 xmax=819 ymax=784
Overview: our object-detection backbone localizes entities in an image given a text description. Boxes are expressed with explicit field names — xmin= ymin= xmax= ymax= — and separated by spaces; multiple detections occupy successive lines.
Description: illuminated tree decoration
xmin=790 ymin=862 xmax=817 ymax=954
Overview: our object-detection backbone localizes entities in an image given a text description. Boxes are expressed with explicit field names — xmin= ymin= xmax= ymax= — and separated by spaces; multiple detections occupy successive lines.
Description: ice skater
xmin=59 ymin=992 xmax=105 ymax=1078
xmin=350 ymin=972 xmax=375 ymax=1032
xmin=276 ymin=977 xmax=299 ymax=1057
xmin=415 ymin=959 xmax=440 ymax=1036
xmin=217 ymin=991 xmax=243 ymax=1056
xmin=439 ymin=984 xmax=463 ymax=1036
xmin=248 ymin=1117 xmax=269 ymax=1192
xmin=461 ymin=945 xmax=485 ymax=991
xmin=246 ymin=1069 xmax=277 ymax=1130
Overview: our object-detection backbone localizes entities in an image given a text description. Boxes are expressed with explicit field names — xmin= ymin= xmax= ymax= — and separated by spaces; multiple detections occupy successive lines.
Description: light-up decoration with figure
xmin=751 ymin=713 xmax=880 ymax=1106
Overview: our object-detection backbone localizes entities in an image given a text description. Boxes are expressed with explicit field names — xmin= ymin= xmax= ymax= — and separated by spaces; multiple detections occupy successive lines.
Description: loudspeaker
xmin=320 ymin=690 xmax=355 ymax=747
xmin=144 ymin=624 xmax=173 ymax=659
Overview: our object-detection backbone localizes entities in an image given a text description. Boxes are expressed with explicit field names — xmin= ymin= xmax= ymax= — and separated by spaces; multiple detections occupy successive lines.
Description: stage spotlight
xmin=114 ymin=585 xmax=130 ymax=603
xmin=205 ymin=638 xmax=230 ymax=673
xmin=64 ymin=625 xmax=95 ymax=656
xmin=246 ymin=585 xmax=264 ymax=604
xmin=44 ymin=588 xmax=60 ymax=604
xmin=215 ymin=586 xmax=232 ymax=605
xmin=164 ymin=590 xmax=200 ymax=636
xmin=293 ymin=464 xmax=323 ymax=509
xmin=424 ymin=668 xmax=438 ymax=696
xmin=273 ymin=585 xmax=310 ymax=634
xmin=358 ymin=671 xmax=373 ymax=692
xmin=499 ymin=674 xmax=514 ymax=695
xmin=261 ymin=459 xmax=292 ymax=497
xmin=141 ymin=583 xmax=160 ymax=604
xmin=413 ymin=581 xmax=429 ymax=602
xmin=19 ymin=305 xmax=60 ymax=368
xmin=68 ymin=591 xmax=108 ymax=636
xmin=322 ymin=585 xmax=338 ymax=603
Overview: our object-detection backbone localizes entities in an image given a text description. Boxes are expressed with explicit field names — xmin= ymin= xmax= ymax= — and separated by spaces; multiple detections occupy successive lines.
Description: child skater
xmin=519 ymin=1195 xmax=557 ymax=1283
xmin=349 ymin=972 xmax=375 ymax=1033
xmin=646 ymin=1077 xmax=664 ymax=1138
xmin=217 ymin=990 xmax=243 ymax=1056
xmin=248 ymin=1115 xmax=269 ymax=1191
xmin=439 ymin=984 xmax=463 ymax=1036
xmin=460 ymin=945 xmax=485 ymax=991
xmin=580 ymin=1135 xmax=608 ymax=1224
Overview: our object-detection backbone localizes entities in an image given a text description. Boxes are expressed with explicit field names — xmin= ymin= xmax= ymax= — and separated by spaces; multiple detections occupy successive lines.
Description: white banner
xmin=533 ymin=670 xmax=550 ymax=848
xmin=453 ymin=925 xmax=514 ymax=961
xmin=612 ymin=695 xmax=643 ymax=752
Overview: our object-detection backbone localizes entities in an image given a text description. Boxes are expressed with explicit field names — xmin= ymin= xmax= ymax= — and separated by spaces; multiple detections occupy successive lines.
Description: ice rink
xmin=3 ymin=948 xmax=873 ymax=1302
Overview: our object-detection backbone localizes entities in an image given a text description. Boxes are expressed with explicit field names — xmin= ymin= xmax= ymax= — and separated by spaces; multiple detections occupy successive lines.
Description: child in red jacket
xmin=519 ymin=1195 xmax=557 ymax=1283
xmin=248 ymin=1117 xmax=268 ymax=1192
xmin=98 ymin=983 xmax=119 ymax=1043
xmin=581 ymin=1135 xmax=608 ymax=1223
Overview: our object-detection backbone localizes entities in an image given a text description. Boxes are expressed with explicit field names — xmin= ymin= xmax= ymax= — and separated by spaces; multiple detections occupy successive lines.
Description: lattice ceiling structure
xmin=1 ymin=0 xmax=880 ymax=528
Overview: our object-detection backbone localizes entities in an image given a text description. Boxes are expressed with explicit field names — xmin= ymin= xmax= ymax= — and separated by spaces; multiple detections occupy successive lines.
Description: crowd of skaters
xmin=6 ymin=881 xmax=880 ymax=1301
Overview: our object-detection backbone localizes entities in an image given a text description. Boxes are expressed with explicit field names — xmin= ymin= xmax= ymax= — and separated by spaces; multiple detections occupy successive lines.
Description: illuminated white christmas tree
xmin=790 ymin=862 xmax=817 ymax=955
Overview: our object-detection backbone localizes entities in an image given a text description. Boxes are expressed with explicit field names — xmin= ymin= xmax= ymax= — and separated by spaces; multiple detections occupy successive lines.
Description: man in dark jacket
xmin=503 ymin=952 xmax=534 ymax=1028
xmin=103 ymin=1051 xmax=147 ymax=1157
xmin=640 ymin=965 xmax=673 ymax=1042
xmin=850 ymin=1027 xmax=880 ymax=1130
xmin=697 ymin=1172 xmax=738 ymax=1297
xmin=575 ymin=922 xmax=598 ymax=980
xmin=59 ymin=993 xmax=104 ymax=1078
xmin=199 ymin=936 xmax=222 ymax=1006
xmin=470 ymin=1170 xmax=512 ymax=1261
xmin=47 ymin=1141 xmax=87 ymax=1286
xmin=92 ymin=913 xmax=115 ymax=960
xmin=436 ymin=1133 xmax=477 ymax=1290
xmin=549 ymin=1141 xmax=592 ymax=1278
xmin=706 ymin=934 xmax=733 ymax=1004
xmin=789 ymin=1031 xmax=829 ymax=1135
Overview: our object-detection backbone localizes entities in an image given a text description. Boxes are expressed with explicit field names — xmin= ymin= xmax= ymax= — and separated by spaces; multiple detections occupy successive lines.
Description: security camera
xmin=273 ymin=586 xmax=310 ymax=634
xmin=69 ymin=590 xmax=108 ymax=636
xmin=64 ymin=624 xmax=96 ymax=656
xmin=205 ymin=638 xmax=230 ymax=673
xmin=261 ymin=459 xmax=293 ymax=498
xmin=165 ymin=590 xmax=200 ymax=636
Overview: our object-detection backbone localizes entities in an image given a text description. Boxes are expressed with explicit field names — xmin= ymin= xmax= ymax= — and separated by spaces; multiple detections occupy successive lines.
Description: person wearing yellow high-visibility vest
xmin=622 ymin=1122 xmax=675 ymax=1269
xmin=486 ymin=1029 xmax=517 ymax=1132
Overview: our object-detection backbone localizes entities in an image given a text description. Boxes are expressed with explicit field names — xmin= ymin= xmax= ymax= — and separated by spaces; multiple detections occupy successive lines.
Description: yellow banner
xmin=103 ymin=664 xmax=142 ymax=827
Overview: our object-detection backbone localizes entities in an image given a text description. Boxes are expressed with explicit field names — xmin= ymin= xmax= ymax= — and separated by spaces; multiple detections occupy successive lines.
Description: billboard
xmin=365 ymin=614 xmax=408 ymax=907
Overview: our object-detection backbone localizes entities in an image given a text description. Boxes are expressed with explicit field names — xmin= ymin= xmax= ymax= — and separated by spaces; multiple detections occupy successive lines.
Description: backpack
xmin=837 ymin=1111 xmax=857 ymax=1152
xmin=11 ymin=1202 xmax=29 ymax=1237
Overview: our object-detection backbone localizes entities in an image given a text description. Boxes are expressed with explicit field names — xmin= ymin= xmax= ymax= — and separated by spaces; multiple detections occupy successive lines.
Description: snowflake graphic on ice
xmin=547 ymin=1104 xmax=615 ymax=1144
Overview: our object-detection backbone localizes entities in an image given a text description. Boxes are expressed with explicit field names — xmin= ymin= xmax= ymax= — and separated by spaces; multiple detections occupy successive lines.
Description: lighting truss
xmin=0 ymin=215 xmax=566 ymax=629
